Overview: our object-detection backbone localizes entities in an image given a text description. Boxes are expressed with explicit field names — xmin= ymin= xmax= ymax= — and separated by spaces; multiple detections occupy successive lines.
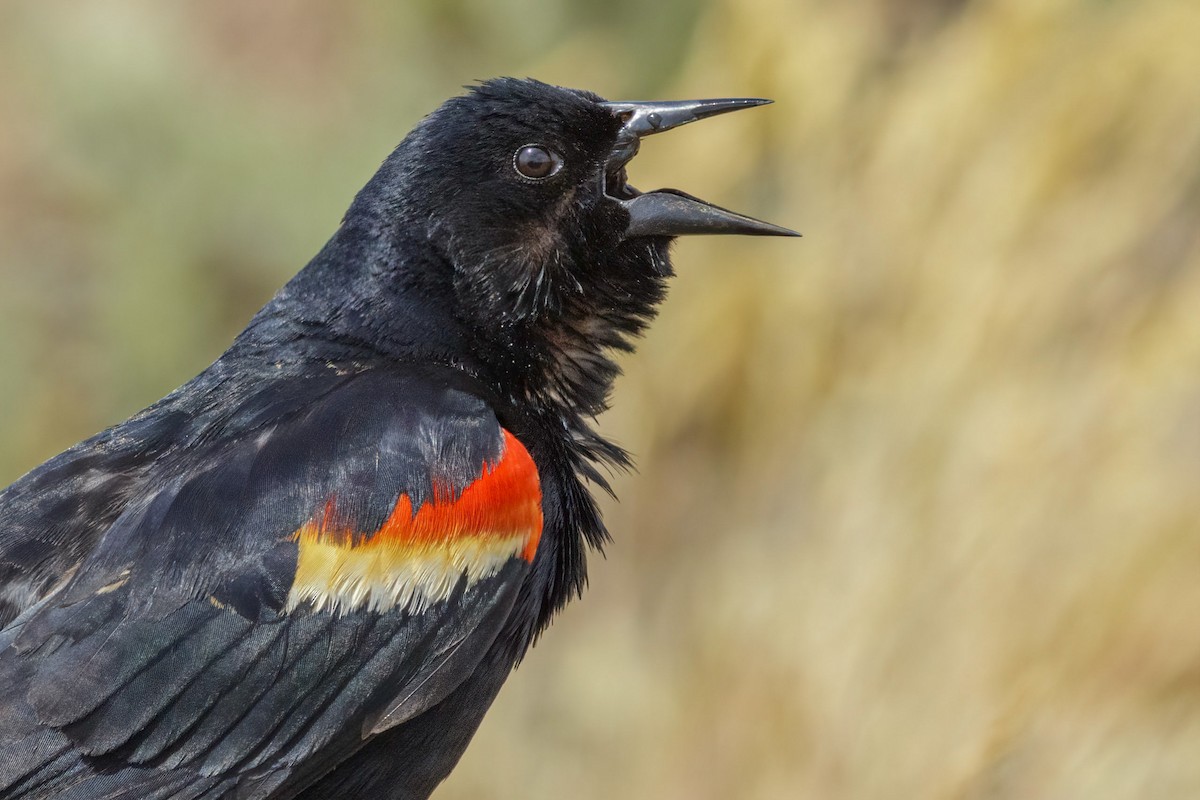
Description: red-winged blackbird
xmin=0 ymin=78 xmax=796 ymax=799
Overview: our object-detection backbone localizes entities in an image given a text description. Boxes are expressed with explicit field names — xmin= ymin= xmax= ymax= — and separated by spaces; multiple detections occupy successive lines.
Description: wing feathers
xmin=0 ymin=366 xmax=538 ymax=797
xmin=59 ymin=608 xmax=252 ymax=755
xmin=24 ymin=596 xmax=217 ymax=729
xmin=126 ymin=620 xmax=289 ymax=764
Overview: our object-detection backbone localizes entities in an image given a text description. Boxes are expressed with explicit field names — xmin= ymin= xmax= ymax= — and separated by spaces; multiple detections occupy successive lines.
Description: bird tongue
xmin=599 ymin=97 xmax=799 ymax=239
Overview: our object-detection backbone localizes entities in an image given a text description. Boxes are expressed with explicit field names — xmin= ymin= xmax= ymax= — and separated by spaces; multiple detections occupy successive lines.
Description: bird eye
xmin=513 ymin=145 xmax=563 ymax=180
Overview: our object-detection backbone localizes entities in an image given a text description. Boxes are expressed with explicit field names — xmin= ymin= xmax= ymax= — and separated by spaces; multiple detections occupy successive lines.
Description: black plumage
xmin=0 ymin=78 xmax=794 ymax=799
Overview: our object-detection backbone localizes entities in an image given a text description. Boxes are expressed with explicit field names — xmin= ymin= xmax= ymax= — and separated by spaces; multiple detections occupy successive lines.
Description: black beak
xmin=599 ymin=97 xmax=800 ymax=239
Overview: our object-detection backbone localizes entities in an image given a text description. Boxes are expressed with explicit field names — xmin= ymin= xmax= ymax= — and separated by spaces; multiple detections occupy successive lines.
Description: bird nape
xmin=0 ymin=78 xmax=796 ymax=800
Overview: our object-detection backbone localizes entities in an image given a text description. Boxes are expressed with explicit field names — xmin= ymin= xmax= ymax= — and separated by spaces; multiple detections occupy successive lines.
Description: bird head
xmin=315 ymin=78 xmax=796 ymax=412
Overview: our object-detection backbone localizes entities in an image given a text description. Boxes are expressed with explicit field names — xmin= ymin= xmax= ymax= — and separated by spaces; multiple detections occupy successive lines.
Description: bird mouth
xmin=603 ymin=163 xmax=640 ymax=202
xmin=599 ymin=98 xmax=799 ymax=238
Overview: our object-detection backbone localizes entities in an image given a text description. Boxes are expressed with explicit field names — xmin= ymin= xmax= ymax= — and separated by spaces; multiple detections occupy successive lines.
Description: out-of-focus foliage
xmin=2 ymin=0 xmax=1200 ymax=797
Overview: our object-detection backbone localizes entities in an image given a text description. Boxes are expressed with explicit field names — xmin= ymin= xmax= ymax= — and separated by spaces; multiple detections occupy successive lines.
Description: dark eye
xmin=513 ymin=145 xmax=563 ymax=180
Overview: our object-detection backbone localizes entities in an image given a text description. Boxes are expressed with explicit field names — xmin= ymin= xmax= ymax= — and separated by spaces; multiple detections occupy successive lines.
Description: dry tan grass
xmin=1 ymin=1 xmax=1199 ymax=797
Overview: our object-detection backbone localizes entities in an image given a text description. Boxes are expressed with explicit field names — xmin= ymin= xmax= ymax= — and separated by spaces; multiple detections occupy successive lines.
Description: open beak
xmin=599 ymin=98 xmax=800 ymax=239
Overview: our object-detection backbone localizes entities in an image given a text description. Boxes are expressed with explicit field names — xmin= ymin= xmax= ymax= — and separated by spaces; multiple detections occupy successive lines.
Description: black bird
xmin=0 ymin=78 xmax=796 ymax=799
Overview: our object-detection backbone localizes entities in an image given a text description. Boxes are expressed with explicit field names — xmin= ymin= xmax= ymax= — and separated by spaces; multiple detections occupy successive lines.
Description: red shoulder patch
xmin=287 ymin=430 xmax=543 ymax=614
xmin=374 ymin=430 xmax=543 ymax=562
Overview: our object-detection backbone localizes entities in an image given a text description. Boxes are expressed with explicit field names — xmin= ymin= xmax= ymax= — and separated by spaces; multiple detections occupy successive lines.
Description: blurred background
xmin=2 ymin=0 xmax=1200 ymax=797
